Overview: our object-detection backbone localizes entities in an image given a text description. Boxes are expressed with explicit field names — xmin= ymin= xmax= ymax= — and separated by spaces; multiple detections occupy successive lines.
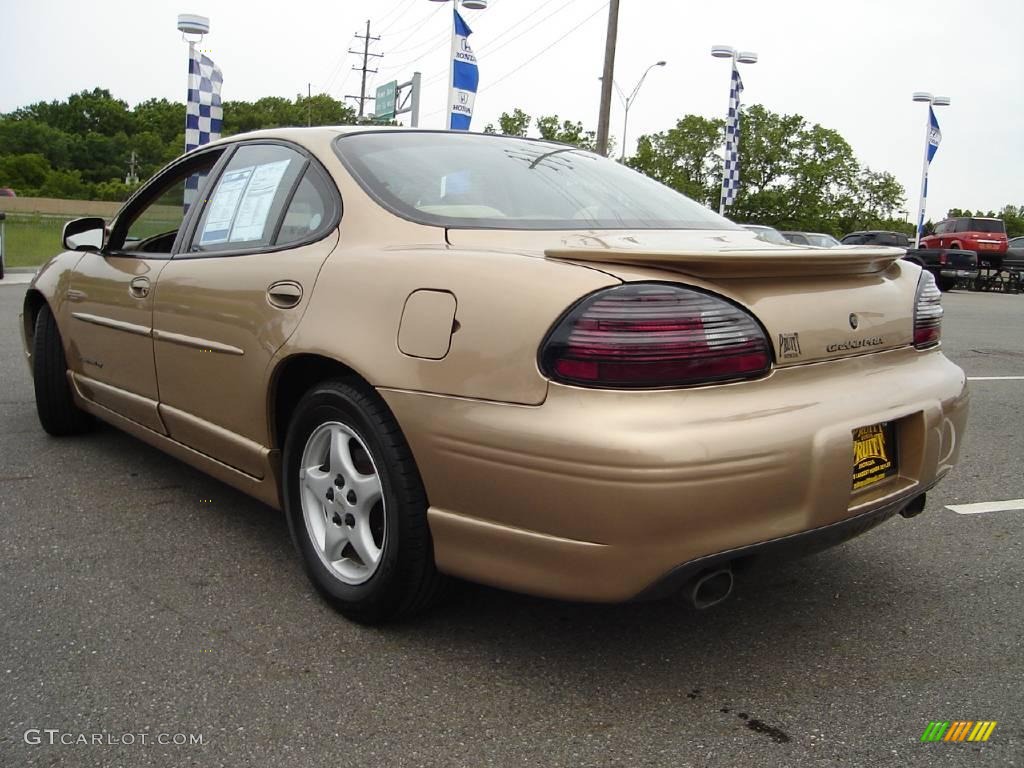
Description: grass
xmin=1 ymin=212 xmax=181 ymax=268
xmin=1 ymin=214 xmax=72 ymax=268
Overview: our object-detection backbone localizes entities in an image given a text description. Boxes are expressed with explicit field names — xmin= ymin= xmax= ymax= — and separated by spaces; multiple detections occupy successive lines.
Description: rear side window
xmin=276 ymin=168 xmax=333 ymax=246
xmin=186 ymin=143 xmax=337 ymax=254
xmin=968 ymin=218 xmax=1005 ymax=233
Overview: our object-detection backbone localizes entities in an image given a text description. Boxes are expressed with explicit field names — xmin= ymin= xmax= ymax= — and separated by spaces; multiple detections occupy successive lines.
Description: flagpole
xmin=711 ymin=46 xmax=757 ymax=216
xmin=911 ymin=92 xmax=950 ymax=248
xmin=914 ymin=109 xmax=931 ymax=249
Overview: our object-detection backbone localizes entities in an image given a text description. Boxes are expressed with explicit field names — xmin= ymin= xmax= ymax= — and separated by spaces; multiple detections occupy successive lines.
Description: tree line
xmin=1 ymin=87 xmax=1019 ymax=238
xmin=0 ymin=87 xmax=358 ymax=201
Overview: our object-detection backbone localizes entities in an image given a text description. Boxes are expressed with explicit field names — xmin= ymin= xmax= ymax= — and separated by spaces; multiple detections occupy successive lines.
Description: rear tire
xmin=31 ymin=304 xmax=94 ymax=436
xmin=282 ymin=379 xmax=444 ymax=623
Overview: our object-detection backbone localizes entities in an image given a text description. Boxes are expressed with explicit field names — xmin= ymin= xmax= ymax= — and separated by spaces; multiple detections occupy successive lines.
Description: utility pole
xmin=595 ymin=0 xmax=619 ymax=156
xmin=307 ymin=82 xmax=312 ymax=126
xmin=125 ymin=150 xmax=139 ymax=185
xmin=346 ymin=20 xmax=382 ymax=118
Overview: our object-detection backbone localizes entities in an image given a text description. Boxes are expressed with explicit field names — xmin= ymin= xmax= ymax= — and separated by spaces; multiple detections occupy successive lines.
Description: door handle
xmin=129 ymin=276 xmax=150 ymax=298
xmin=267 ymin=280 xmax=303 ymax=309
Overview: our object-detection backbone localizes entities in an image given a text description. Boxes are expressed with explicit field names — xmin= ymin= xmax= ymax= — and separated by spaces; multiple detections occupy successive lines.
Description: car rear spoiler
xmin=544 ymin=246 xmax=905 ymax=279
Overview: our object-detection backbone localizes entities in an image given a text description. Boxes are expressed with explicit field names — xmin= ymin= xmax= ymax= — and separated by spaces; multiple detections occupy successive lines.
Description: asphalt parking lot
xmin=1 ymin=280 xmax=1021 ymax=767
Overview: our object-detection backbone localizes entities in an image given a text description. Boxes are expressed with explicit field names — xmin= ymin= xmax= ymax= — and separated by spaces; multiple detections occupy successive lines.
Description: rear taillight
xmin=540 ymin=283 xmax=772 ymax=388
xmin=913 ymin=270 xmax=942 ymax=348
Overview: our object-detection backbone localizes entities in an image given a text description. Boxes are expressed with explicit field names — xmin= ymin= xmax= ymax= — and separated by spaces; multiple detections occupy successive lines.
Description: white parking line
xmin=946 ymin=499 xmax=1024 ymax=515
xmin=0 ymin=273 xmax=35 ymax=286
xmin=967 ymin=376 xmax=1024 ymax=381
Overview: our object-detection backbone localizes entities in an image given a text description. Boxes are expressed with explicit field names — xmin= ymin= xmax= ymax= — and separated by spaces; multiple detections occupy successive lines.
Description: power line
xmin=421 ymin=2 xmax=609 ymax=120
xmin=420 ymin=0 xmax=602 ymax=89
xmin=486 ymin=3 xmax=608 ymax=90
xmin=476 ymin=0 xmax=585 ymax=56
xmin=375 ymin=0 xmax=419 ymax=34
xmin=378 ymin=2 xmax=446 ymax=63
xmin=378 ymin=0 xmax=445 ymax=38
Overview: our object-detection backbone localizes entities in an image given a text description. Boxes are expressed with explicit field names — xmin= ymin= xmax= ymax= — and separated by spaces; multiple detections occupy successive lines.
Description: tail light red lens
xmin=540 ymin=283 xmax=772 ymax=388
xmin=913 ymin=270 xmax=943 ymax=348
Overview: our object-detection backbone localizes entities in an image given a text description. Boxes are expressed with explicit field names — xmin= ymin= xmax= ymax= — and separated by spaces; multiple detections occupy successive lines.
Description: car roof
xmin=195 ymin=125 xmax=577 ymax=151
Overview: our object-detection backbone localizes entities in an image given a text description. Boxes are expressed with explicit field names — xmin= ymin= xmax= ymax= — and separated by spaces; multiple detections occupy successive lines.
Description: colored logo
xmin=920 ymin=721 xmax=997 ymax=742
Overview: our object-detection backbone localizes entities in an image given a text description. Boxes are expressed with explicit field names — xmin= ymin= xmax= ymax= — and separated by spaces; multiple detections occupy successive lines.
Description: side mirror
xmin=62 ymin=217 xmax=106 ymax=252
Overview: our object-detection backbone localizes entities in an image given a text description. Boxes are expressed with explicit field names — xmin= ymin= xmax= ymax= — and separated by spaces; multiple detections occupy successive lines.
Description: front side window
xmin=335 ymin=131 xmax=738 ymax=231
xmin=111 ymin=150 xmax=223 ymax=255
xmin=190 ymin=144 xmax=308 ymax=253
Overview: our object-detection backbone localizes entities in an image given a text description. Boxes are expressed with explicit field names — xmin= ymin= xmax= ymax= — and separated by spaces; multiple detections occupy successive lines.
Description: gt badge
xmin=849 ymin=313 xmax=859 ymax=329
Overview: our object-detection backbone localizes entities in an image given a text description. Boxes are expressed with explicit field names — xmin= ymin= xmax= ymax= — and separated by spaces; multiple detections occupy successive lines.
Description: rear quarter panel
xmin=287 ymin=244 xmax=619 ymax=405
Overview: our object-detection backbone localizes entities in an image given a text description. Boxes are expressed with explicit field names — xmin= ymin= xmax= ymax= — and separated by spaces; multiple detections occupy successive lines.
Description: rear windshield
xmin=334 ymin=131 xmax=739 ymax=231
xmin=969 ymin=218 xmax=1005 ymax=233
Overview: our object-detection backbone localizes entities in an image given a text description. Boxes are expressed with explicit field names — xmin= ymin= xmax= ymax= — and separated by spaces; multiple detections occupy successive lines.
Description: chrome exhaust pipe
xmin=685 ymin=567 xmax=734 ymax=609
xmin=900 ymin=493 xmax=927 ymax=519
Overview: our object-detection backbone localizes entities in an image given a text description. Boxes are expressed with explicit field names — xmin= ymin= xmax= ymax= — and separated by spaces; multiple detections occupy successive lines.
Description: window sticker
xmin=200 ymin=166 xmax=254 ymax=245
xmin=229 ymin=159 xmax=292 ymax=242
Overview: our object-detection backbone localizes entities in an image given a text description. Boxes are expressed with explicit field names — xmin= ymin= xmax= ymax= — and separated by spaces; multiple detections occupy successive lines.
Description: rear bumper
xmin=380 ymin=346 xmax=969 ymax=602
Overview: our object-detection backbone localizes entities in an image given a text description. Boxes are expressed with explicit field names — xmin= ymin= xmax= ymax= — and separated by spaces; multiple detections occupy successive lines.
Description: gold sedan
xmin=21 ymin=128 xmax=968 ymax=622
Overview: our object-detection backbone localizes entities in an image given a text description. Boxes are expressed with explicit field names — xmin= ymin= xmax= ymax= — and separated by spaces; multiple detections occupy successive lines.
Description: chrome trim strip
xmin=152 ymin=329 xmax=245 ymax=356
xmin=71 ymin=312 xmax=151 ymax=337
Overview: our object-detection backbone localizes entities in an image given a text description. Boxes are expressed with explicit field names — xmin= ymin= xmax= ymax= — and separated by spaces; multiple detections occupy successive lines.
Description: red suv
xmin=922 ymin=217 xmax=1008 ymax=269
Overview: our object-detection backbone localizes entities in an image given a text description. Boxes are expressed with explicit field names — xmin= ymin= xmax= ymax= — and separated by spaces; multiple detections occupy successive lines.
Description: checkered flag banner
xmin=184 ymin=47 xmax=223 ymax=210
xmin=719 ymin=63 xmax=744 ymax=212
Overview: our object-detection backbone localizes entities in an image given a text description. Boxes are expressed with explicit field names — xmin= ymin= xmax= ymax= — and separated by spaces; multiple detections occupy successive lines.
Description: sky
xmin=1 ymin=0 xmax=1021 ymax=220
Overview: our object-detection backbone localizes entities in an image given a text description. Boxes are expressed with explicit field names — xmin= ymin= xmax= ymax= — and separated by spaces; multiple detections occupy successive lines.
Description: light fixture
xmin=711 ymin=45 xmax=735 ymax=58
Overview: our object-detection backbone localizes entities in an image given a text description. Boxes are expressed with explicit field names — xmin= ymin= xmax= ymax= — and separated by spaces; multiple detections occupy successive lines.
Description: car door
xmin=151 ymin=141 xmax=341 ymax=478
xmin=66 ymin=149 xmax=225 ymax=432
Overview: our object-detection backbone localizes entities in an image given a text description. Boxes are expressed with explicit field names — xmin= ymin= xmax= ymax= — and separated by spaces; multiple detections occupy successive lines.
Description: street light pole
xmin=711 ymin=45 xmax=757 ymax=215
xmin=619 ymin=60 xmax=666 ymax=162
xmin=912 ymin=91 xmax=951 ymax=248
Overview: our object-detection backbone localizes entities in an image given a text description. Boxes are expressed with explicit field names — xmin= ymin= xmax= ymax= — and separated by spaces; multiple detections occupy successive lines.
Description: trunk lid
xmin=448 ymin=228 xmax=917 ymax=367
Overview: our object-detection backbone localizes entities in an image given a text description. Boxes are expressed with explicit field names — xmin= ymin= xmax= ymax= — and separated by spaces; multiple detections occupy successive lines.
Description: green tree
xmin=484 ymin=108 xmax=532 ymax=137
xmin=628 ymin=115 xmax=724 ymax=205
xmin=38 ymin=168 xmax=91 ymax=199
xmin=630 ymin=104 xmax=907 ymax=236
xmin=0 ymin=153 xmax=52 ymax=193
xmin=133 ymin=98 xmax=186 ymax=144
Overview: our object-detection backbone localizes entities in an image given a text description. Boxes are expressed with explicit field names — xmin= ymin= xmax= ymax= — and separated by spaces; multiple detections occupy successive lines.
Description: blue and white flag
xmin=917 ymin=106 xmax=942 ymax=239
xmin=448 ymin=9 xmax=478 ymax=131
xmin=185 ymin=47 xmax=223 ymax=209
xmin=719 ymin=63 xmax=743 ymax=212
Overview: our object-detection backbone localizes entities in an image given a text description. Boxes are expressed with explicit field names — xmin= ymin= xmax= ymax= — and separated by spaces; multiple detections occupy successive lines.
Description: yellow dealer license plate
xmin=852 ymin=422 xmax=898 ymax=490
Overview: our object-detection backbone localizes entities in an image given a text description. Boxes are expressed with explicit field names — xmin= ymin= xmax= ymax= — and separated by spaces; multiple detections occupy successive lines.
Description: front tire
xmin=31 ymin=304 xmax=94 ymax=436
xmin=282 ymin=379 xmax=443 ymax=623
xmin=936 ymin=275 xmax=956 ymax=292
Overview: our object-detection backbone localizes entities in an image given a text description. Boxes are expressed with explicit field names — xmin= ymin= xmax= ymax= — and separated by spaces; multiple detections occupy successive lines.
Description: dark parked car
xmin=902 ymin=249 xmax=977 ymax=292
xmin=841 ymin=231 xmax=911 ymax=247
xmin=1005 ymin=236 xmax=1024 ymax=270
